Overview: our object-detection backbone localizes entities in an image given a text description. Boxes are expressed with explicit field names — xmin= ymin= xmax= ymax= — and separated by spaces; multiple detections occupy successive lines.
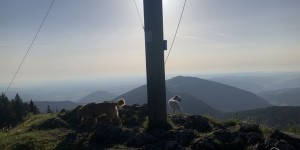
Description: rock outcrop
xmin=58 ymin=104 xmax=300 ymax=150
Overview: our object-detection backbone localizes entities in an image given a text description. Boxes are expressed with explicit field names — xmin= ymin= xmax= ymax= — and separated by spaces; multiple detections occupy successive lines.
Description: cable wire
xmin=133 ymin=0 xmax=144 ymax=29
xmin=4 ymin=0 xmax=55 ymax=95
xmin=165 ymin=0 xmax=187 ymax=64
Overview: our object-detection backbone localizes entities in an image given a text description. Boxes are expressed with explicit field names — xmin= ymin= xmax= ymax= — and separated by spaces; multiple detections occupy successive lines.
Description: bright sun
xmin=163 ymin=0 xmax=171 ymax=5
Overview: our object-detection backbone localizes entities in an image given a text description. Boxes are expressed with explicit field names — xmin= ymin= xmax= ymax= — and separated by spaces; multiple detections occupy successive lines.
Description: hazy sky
xmin=1 ymin=0 xmax=300 ymax=87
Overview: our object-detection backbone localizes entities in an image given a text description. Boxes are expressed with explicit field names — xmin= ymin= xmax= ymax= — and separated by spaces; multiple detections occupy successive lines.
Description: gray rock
xmin=247 ymin=132 xmax=263 ymax=145
xmin=165 ymin=141 xmax=185 ymax=150
xmin=185 ymin=115 xmax=212 ymax=132
xmin=176 ymin=129 xmax=197 ymax=146
xmin=213 ymin=129 xmax=232 ymax=143
xmin=269 ymin=130 xmax=300 ymax=149
xmin=126 ymin=133 xmax=158 ymax=147
xmin=275 ymin=140 xmax=296 ymax=150
xmin=239 ymin=122 xmax=260 ymax=133
xmin=191 ymin=137 xmax=215 ymax=150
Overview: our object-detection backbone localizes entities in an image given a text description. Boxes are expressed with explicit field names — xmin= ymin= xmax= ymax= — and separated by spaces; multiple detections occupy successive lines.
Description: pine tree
xmin=0 ymin=93 xmax=38 ymax=128
xmin=29 ymin=99 xmax=39 ymax=114
xmin=12 ymin=93 xmax=25 ymax=123
xmin=47 ymin=105 xmax=52 ymax=113
xmin=0 ymin=93 xmax=12 ymax=127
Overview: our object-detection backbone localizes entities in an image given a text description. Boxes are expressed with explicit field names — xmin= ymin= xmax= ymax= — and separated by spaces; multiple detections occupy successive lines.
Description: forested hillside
xmin=0 ymin=93 xmax=39 ymax=128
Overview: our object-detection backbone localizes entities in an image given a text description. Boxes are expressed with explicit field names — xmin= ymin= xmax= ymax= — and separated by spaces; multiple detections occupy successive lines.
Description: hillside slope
xmin=170 ymin=93 xmax=221 ymax=116
xmin=234 ymin=106 xmax=300 ymax=129
xmin=258 ymin=87 xmax=300 ymax=106
xmin=167 ymin=76 xmax=271 ymax=112
xmin=117 ymin=76 xmax=271 ymax=112
xmin=34 ymin=101 xmax=79 ymax=113
xmin=0 ymin=114 xmax=72 ymax=149
xmin=77 ymin=91 xmax=116 ymax=104
xmin=1 ymin=106 xmax=300 ymax=150
xmin=116 ymin=85 xmax=147 ymax=105
xmin=116 ymin=86 xmax=220 ymax=116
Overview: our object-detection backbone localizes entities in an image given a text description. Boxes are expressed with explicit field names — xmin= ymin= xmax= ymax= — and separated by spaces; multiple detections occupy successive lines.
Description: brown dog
xmin=78 ymin=99 xmax=125 ymax=125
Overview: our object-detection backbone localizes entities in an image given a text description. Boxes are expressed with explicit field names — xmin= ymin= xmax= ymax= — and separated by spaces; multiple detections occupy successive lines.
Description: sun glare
xmin=163 ymin=0 xmax=171 ymax=5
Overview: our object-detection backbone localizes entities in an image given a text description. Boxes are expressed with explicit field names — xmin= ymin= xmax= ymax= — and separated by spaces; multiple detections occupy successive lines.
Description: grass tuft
xmin=0 ymin=114 xmax=71 ymax=150
xmin=283 ymin=124 xmax=300 ymax=136
xmin=259 ymin=124 xmax=273 ymax=137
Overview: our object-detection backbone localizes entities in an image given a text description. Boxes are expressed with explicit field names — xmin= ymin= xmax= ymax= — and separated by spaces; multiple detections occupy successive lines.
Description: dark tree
xmin=11 ymin=93 xmax=26 ymax=123
xmin=47 ymin=105 xmax=52 ymax=113
xmin=0 ymin=93 xmax=41 ymax=128
xmin=0 ymin=93 xmax=13 ymax=127
xmin=29 ymin=99 xmax=39 ymax=114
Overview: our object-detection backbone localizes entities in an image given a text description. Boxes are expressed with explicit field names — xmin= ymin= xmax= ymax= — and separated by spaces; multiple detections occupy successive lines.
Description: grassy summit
xmin=1 ymin=105 xmax=299 ymax=150
xmin=0 ymin=114 xmax=72 ymax=150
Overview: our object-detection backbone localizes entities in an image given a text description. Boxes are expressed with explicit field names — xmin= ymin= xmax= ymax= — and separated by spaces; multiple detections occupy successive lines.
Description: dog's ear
xmin=178 ymin=96 xmax=182 ymax=101
xmin=175 ymin=95 xmax=182 ymax=101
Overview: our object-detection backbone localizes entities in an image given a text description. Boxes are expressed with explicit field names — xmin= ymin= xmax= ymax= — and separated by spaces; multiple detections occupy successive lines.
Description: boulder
xmin=176 ymin=129 xmax=197 ymax=146
xmin=239 ymin=122 xmax=260 ymax=133
xmin=165 ymin=141 xmax=185 ymax=150
xmin=185 ymin=115 xmax=212 ymax=132
xmin=89 ymin=124 xmax=123 ymax=147
xmin=268 ymin=130 xmax=300 ymax=149
xmin=212 ymin=129 xmax=232 ymax=143
xmin=191 ymin=137 xmax=215 ymax=150
xmin=126 ymin=133 xmax=158 ymax=147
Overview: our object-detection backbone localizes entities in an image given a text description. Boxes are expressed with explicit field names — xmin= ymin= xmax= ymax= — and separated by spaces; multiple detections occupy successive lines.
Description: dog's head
xmin=173 ymin=95 xmax=182 ymax=102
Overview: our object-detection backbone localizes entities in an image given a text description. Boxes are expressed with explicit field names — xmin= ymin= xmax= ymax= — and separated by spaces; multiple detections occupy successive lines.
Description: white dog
xmin=168 ymin=95 xmax=183 ymax=114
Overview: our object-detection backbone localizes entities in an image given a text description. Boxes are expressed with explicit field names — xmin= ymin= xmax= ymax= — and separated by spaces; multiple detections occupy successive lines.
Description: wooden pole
xmin=143 ymin=0 xmax=167 ymax=129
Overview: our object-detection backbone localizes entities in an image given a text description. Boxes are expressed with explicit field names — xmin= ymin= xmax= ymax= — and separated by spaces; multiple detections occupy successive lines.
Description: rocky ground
xmin=54 ymin=104 xmax=300 ymax=150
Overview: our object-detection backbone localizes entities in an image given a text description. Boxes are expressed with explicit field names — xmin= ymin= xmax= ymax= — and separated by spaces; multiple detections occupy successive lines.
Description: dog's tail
xmin=117 ymin=98 xmax=125 ymax=107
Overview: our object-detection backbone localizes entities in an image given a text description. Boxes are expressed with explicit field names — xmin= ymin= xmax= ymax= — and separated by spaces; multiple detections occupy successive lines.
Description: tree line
xmin=0 ymin=93 xmax=39 ymax=128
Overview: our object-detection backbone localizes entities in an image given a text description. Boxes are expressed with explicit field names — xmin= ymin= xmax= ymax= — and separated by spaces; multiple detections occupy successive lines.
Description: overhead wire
xmin=4 ymin=0 xmax=55 ymax=95
xmin=164 ymin=0 xmax=187 ymax=64
xmin=133 ymin=0 xmax=144 ymax=29
xmin=133 ymin=0 xmax=187 ymax=64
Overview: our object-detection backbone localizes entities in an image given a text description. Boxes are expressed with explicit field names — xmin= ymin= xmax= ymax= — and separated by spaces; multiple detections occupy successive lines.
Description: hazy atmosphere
xmin=1 ymin=0 xmax=300 ymax=88
xmin=1 ymin=1 xmax=300 ymax=148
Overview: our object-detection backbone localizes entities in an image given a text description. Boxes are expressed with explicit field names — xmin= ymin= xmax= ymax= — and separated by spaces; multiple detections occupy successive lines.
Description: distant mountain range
xmin=258 ymin=87 xmax=300 ymax=106
xmin=77 ymin=91 xmax=116 ymax=104
xmin=33 ymin=91 xmax=118 ymax=112
xmin=117 ymin=76 xmax=271 ymax=113
xmin=23 ymin=75 xmax=299 ymax=133
xmin=33 ymin=101 xmax=79 ymax=113
xmin=29 ymin=76 xmax=300 ymax=132
xmin=208 ymin=72 xmax=300 ymax=93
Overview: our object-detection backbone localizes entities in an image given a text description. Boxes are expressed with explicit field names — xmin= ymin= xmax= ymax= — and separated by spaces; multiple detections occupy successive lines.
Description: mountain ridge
xmin=117 ymin=76 xmax=271 ymax=113
xmin=33 ymin=100 xmax=79 ymax=113
xmin=167 ymin=76 xmax=271 ymax=111
xmin=77 ymin=91 xmax=116 ymax=104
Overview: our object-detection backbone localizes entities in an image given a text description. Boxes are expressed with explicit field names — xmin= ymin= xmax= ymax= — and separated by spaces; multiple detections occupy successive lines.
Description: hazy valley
xmin=2 ymin=72 xmax=299 ymax=114
xmin=1 ymin=72 xmax=300 ymax=149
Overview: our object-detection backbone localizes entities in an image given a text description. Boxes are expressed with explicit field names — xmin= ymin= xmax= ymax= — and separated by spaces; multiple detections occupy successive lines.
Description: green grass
xmin=283 ymin=124 xmax=300 ymax=136
xmin=259 ymin=124 xmax=273 ymax=137
xmin=143 ymin=116 xmax=176 ymax=131
xmin=0 ymin=113 xmax=72 ymax=150
xmin=221 ymin=119 xmax=239 ymax=127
